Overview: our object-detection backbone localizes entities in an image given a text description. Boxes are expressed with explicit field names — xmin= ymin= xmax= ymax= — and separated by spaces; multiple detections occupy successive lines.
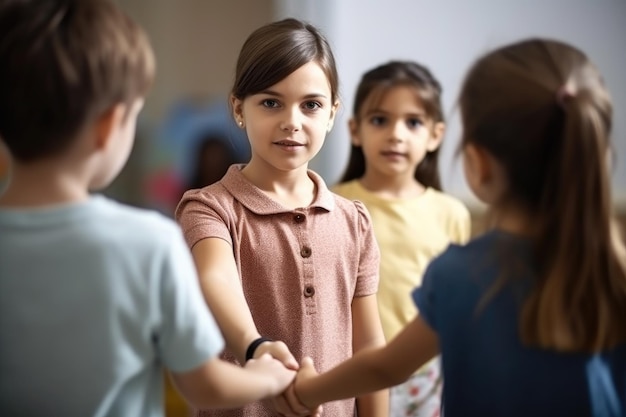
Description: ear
xmin=348 ymin=118 xmax=361 ymax=146
xmin=230 ymin=94 xmax=245 ymax=128
xmin=327 ymin=101 xmax=340 ymax=133
xmin=426 ymin=121 xmax=445 ymax=152
xmin=94 ymin=103 xmax=126 ymax=151
xmin=463 ymin=142 xmax=494 ymax=184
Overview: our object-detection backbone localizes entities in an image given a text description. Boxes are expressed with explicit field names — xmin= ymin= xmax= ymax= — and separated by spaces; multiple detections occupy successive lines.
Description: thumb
xmin=299 ymin=356 xmax=318 ymax=376
xmin=263 ymin=341 xmax=299 ymax=370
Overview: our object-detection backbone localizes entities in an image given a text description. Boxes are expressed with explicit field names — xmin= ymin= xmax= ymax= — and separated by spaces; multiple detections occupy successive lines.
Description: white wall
xmin=275 ymin=0 xmax=626 ymax=206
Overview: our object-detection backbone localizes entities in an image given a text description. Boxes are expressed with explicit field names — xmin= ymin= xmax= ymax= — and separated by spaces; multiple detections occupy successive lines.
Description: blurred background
xmin=2 ymin=1 xmax=619 ymax=415
xmin=101 ymin=0 xmax=626 ymax=221
xmin=98 ymin=3 xmax=626 ymax=407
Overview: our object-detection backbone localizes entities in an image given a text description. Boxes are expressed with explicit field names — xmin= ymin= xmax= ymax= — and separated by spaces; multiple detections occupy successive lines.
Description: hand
xmin=253 ymin=341 xmax=305 ymax=415
xmin=243 ymin=353 xmax=296 ymax=396
xmin=254 ymin=340 xmax=299 ymax=370
xmin=290 ymin=357 xmax=320 ymax=412
xmin=280 ymin=357 xmax=321 ymax=416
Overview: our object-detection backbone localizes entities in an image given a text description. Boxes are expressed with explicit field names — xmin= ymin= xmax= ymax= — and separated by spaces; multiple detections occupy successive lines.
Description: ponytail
xmin=521 ymin=88 xmax=626 ymax=352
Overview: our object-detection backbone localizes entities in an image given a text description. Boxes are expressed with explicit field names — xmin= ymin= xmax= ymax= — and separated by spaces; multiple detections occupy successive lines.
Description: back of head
xmin=231 ymin=18 xmax=339 ymax=104
xmin=460 ymin=39 xmax=626 ymax=352
xmin=340 ymin=61 xmax=444 ymax=189
xmin=0 ymin=0 xmax=155 ymax=162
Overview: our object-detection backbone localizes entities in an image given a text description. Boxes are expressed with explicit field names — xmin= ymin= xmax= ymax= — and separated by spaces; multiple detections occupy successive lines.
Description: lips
xmin=381 ymin=150 xmax=407 ymax=157
xmin=274 ymin=140 xmax=303 ymax=146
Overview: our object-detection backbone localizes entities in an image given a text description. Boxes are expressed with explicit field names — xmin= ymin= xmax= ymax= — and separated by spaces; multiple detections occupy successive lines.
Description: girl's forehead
xmin=359 ymin=84 xmax=426 ymax=114
xmin=252 ymin=61 xmax=334 ymax=100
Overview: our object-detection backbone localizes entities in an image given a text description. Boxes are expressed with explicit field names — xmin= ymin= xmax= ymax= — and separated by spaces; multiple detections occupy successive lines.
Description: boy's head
xmin=0 ymin=0 xmax=155 ymax=163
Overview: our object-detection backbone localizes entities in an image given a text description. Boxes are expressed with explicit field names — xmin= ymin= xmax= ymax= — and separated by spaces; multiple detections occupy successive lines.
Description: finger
xmin=263 ymin=341 xmax=299 ymax=370
xmin=299 ymin=356 xmax=318 ymax=376
xmin=271 ymin=393 xmax=298 ymax=417
xmin=283 ymin=383 xmax=310 ymax=415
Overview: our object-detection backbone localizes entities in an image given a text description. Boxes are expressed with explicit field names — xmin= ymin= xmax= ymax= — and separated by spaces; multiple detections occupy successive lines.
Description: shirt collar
xmin=221 ymin=164 xmax=335 ymax=215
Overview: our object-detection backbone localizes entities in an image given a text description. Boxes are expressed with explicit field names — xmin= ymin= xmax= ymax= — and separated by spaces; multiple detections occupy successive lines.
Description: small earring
xmin=238 ymin=121 xmax=244 ymax=128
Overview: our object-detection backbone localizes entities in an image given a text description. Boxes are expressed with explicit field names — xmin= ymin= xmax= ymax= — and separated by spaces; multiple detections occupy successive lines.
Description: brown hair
xmin=231 ymin=18 xmax=339 ymax=104
xmin=340 ymin=61 xmax=444 ymax=189
xmin=0 ymin=0 xmax=155 ymax=162
xmin=460 ymin=38 xmax=626 ymax=352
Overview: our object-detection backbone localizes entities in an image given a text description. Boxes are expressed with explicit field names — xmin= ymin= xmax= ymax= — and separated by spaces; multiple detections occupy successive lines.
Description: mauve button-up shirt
xmin=176 ymin=164 xmax=380 ymax=416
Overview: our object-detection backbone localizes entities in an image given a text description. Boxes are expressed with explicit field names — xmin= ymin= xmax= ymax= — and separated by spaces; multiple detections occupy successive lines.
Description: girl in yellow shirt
xmin=333 ymin=61 xmax=471 ymax=417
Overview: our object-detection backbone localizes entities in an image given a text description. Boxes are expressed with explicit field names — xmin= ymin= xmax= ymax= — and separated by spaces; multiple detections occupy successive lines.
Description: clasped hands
xmin=253 ymin=340 xmax=321 ymax=416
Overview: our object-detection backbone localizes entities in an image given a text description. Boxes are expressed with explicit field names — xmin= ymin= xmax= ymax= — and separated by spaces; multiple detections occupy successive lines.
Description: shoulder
xmin=94 ymin=196 xmax=179 ymax=235
xmin=425 ymin=189 xmax=470 ymax=219
xmin=332 ymin=192 xmax=371 ymax=219
xmin=76 ymin=196 xmax=184 ymax=260
xmin=178 ymin=182 xmax=231 ymax=207
xmin=425 ymin=231 xmax=504 ymax=286
xmin=175 ymin=182 xmax=233 ymax=218
xmin=331 ymin=180 xmax=361 ymax=199
xmin=328 ymin=195 xmax=375 ymax=243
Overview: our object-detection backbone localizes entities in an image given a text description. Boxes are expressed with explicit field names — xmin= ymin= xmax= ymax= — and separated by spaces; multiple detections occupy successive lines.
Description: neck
xmin=0 ymin=160 xmax=90 ymax=208
xmin=241 ymin=160 xmax=315 ymax=209
xmin=489 ymin=204 xmax=534 ymax=236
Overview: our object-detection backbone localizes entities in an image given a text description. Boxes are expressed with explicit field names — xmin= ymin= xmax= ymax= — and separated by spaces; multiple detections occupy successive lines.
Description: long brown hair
xmin=460 ymin=38 xmax=626 ymax=352
xmin=340 ymin=61 xmax=444 ymax=190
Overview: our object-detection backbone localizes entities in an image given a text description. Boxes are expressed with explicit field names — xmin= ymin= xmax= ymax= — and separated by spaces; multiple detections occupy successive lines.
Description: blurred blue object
xmin=160 ymin=97 xmax=250 ymax=182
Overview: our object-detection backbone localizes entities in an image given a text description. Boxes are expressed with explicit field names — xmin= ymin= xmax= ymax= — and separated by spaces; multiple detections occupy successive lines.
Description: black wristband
xmin=245 ymin=337 xmax=273 ymax=362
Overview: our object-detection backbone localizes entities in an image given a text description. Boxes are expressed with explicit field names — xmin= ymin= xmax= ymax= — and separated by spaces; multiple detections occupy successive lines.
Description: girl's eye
xmin=262 ymin=99 xmax=279 ymax=108
xmin=303 ymin=101 xmax=321 ymax=111
xmin=407 ymin=118 xmax=423 ymax=128
xmin=370 ymin=116 xmax=386 ymax=126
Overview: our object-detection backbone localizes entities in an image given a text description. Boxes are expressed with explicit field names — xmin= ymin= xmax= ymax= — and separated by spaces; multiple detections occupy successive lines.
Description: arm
xmin=170 ymin=353 xmax=295 ymax=409
xmin=295 ymin=315 xmax=439 ymax=408
xmin=191 ymin=238 xmax=308 ymax=416
xmin=351 ymin=294 xmax=389 ymax=417
xmin=191 ymin=238 xmax=298 ymax=368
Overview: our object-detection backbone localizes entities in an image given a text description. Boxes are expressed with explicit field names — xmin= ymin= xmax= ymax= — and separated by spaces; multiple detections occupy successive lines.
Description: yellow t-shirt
xmin=333 ymin=180 xmax=471 ymax=342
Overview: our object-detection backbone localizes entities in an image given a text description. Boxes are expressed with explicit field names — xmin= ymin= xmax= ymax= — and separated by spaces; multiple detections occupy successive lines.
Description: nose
xmin=388 ymin=121 xmax=406 ymax=142
xmin=280 ymin=107 xmax=302 ymax=132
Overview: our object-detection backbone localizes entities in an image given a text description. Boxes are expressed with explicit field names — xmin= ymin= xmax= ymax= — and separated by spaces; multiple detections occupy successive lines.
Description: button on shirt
xmin=176 ymin=164 xmax=380 ymax=417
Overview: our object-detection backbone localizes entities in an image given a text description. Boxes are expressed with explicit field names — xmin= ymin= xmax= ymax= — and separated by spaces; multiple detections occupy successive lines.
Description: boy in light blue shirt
xmin=0 ymin=1 xmax=295 ymax=415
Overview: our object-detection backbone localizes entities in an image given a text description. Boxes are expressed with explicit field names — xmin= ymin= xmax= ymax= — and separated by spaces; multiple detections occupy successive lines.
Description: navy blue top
xmin=413 ymin=230 xmax=626 ymax=417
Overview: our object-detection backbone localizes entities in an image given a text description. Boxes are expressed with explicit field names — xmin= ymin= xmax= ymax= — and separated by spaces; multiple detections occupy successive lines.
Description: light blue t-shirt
xmin=413 ymin=230 xmax=626 ymax=417
xmin=0 ymin=195 xmax=225 ymax=417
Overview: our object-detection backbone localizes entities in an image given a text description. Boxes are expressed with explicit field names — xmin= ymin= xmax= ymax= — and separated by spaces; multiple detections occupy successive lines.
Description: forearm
xmin=200 ymin=274 xmax=259 ymax=363
xmin=356 ymin=388 xmax=390 ymax=417
xmin=191 ymin=240 xmax=260 ymax=364
xmin=298 ymin=347 xmax=398 ymax=406
xmin=354 ymin=330 xmax=390 ymax=417
xmin=172 ymin=359 xmax=277 ymax=409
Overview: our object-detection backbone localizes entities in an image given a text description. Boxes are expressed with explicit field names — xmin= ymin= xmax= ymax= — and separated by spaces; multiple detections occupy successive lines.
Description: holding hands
xmin=285 ymin=357 xmax=320 ymax=415
xmin=250 ymin=341 xmax=321 ymax=416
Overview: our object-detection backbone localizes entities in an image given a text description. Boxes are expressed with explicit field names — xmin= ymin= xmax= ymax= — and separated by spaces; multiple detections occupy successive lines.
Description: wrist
xmin=295 ymin=378 xmax=314 ymax=411
xmin=245 ymin=336 xmax=273 ymax=362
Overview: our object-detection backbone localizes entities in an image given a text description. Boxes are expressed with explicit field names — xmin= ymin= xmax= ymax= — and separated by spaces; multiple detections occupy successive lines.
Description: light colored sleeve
xmin=156 ymin=224 xmax=225 ymax=372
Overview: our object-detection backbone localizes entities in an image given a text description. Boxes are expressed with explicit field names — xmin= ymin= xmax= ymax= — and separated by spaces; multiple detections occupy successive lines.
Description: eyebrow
xmin=258 ymin=90 xmax=328 ymax=100
xmin=364 ymin=109 xmax=427 ymax=118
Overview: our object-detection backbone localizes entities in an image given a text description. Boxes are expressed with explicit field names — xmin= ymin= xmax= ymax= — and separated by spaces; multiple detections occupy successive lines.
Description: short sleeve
xmin=156 ymin=225 xmax=225 ymax=372
xmin=412 ymin=259 xmax=439 ymax=331
xmin=175 ymin=189 xmax=232 ymax=249
xmin=353 ymin=200 xmax=380 ymax=297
